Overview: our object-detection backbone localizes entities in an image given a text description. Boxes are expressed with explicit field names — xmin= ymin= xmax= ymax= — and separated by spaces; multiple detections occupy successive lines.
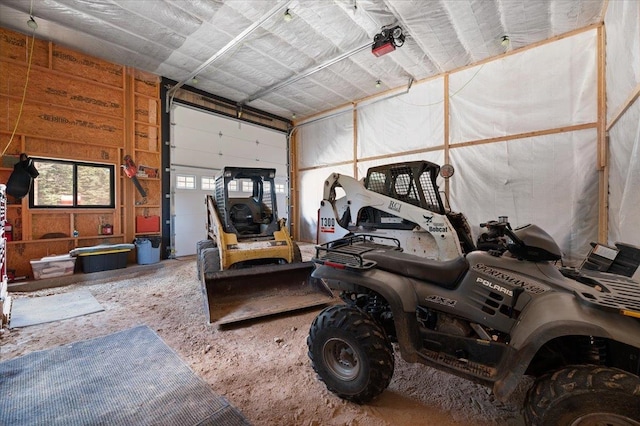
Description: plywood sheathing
xmin=0 ymin=27 xmax=162 ymax=277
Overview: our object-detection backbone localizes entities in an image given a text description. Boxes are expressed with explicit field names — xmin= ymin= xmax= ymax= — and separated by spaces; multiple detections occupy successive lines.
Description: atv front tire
xmin=307 ymin=305 xmax=394 ymax=404
xmin=524 ymin=365 xmax=640 ymax=425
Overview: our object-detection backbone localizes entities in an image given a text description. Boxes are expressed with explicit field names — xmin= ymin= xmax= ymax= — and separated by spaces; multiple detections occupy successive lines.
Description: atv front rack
xmin=563 ymin=268 xmax=640 ymax=318
xmin=313 ymin=234 xmax=402 ymax=271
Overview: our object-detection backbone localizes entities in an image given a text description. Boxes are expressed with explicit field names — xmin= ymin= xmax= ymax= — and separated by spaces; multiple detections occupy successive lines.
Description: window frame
xmin=201 ymin=176 xmax=215 ymax=191
xmin=29 ymin=158 xmax=116 ymax=209
xmin=175 ymin=174 xmax=196 ymax=190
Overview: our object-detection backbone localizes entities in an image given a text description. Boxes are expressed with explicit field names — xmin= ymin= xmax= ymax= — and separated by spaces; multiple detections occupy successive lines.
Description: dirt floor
xmin=1 ymin=245 xmax=529 ymax=425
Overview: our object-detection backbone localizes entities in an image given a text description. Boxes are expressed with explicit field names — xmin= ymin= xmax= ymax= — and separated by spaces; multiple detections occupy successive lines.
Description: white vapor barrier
xmin=298 ymin=164 xmax=354 ymax=243
xmin=296 ymin=110 xmax=354 ymax=169
xmin=357 ymin=77 xmax=445 ymax=158
xmin=449 ymin=30 xmax=597 ymax=143
xmin=608 ymin=98 xmax=640 ymax=250
xmin=356 ymin=151 xmax=445 ymax=181
xmin=448 ymin=129 xmax=598 ymax=264
xmin=605 ymin=0 xmax=640 ymax=123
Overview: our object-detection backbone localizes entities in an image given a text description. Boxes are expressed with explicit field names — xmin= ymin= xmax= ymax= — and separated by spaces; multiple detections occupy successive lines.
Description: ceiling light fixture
xmin=375 ymin=80 xmax=381 ymax=88
xmin=372 ymin=26 xmax=405 ymax=57
xmin=284 ymin=9 xmax=293 ymax=22
xmin=501 ymin=35 xmax=510 ymax=48
xmin=27 ymin=15 xmax=38 ymax=30
xmin=190 ymin=75 xmax=198 ymax=85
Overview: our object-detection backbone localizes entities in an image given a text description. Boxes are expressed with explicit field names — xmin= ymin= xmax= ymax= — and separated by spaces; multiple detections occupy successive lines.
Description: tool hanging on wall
xmin=122 ymin=154 xmax=147 ymax=205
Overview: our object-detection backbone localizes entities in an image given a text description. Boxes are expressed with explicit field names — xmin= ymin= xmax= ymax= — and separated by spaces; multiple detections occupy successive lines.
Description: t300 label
xmin=319 ymin=217 xmax=335 ymax=233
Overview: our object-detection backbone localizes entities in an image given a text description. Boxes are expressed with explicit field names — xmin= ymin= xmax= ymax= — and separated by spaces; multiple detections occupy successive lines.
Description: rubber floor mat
xmin=9 ymin=290 xmax=104 ymax=328
xmin=0 ymin=325 xmax=251 ymax=426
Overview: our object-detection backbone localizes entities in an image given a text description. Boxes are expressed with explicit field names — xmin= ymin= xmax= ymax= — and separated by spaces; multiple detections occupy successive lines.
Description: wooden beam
xmin=449 ymin=123 xmax=596 ymax=149
xmin=443 ymin=73 xmax=450 ymax=202
xmin=606 ymin=82 xmax=640 ymax=131
xmin=597 ymin=26 xmax=608 ymax=242
xmin=352 ymin=104 xmax=358 ymax=178
xmin=298 ymin=159 xmax=358 ymax=173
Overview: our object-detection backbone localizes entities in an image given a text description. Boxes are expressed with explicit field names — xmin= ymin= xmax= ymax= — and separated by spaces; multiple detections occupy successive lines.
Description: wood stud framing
xmin=0 ymin=28 xmax=161 ymax=277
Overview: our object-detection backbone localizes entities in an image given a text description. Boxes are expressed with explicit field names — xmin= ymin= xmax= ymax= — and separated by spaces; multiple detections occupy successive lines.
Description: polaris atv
xmin=307 ymin=219 xmax=640 ymax=425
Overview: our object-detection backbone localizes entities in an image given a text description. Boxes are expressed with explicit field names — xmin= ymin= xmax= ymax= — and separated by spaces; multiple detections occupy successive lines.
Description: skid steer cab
xmin=196 ymin=166 xmax=332 ymax=326
xmin=318 ymin=161 xmax=475 ymax=260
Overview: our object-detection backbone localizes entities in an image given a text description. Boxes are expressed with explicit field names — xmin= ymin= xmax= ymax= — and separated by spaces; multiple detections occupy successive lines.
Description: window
xmin=176 ymin=174 xmax=196 ymax=189
xmin=201 ymin=176 xmax=215 ymax=191
xmin=30 ymin=158 xmax=115 ymax=208
xmin=242 ymin=180 xmax=253 ymax=192
xmin=228 ymin=180 xmax=238 ymax=192
xmin=275 ymin=183 xmax=286 ymax=194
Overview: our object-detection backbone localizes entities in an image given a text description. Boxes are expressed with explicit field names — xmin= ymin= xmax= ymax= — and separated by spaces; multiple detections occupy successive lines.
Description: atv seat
xmin=363 ymin=251 xmax=469 ymax=289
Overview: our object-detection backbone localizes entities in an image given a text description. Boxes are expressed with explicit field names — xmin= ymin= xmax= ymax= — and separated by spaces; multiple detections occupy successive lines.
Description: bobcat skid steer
xmin=197 ymin=167 xmax=332 ymax=326
xmin=318 ymin=161 xmax=475 ymax=260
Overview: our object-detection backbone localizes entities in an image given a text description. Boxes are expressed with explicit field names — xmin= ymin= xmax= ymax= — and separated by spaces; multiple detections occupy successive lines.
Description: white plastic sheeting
xmin=450 ymin=30 xmax=597 ymax=143
xmin=296 ymin=29 xmax=601 ymax=264
xmin=298 ymin=164 xmax=353 ymax=243
xmin=605 ymin=1 xmax=640 ymax=271
xmin=357 ymin=78 xmax=445 ymax=159
xmin=605 ymin=0 xmax=640 ymax=122
xmin=297 ymin=109 xmax=354 ymax=169
xmin=0 ymin=0 xmax=606 ymax=119
xmin=448 ymin=130 xmax=599 ymax=264
xmin=608 ymin=97 xmax=640 ymax=247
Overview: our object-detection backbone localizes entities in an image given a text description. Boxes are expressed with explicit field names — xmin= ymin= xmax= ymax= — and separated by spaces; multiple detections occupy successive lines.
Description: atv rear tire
xmin=307 ymin=305 xmax=394 ymax=404
xmin=524 ymin=365 xmax=640 ymax=425
xmin=200 ymin=248 xmax=221 ymax=281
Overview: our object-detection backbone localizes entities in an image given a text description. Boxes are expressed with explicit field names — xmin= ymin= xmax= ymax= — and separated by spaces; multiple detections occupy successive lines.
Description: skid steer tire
xmin=201 ymin=248 xmax=221 ymax=281
xmin=524 ymin=365 xmax=640 ymax=425
xmin=196 ymin=240 xmax=216 ymax=279
xmin=307 ymin=305 xmax=394 ymax=404
xmin=292 ymin=242 xmax=302 ymax=263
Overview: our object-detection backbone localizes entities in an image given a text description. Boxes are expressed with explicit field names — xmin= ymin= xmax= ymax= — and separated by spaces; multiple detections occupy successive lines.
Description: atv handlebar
xmin=479 ymin=218 xmax=525 ymax=255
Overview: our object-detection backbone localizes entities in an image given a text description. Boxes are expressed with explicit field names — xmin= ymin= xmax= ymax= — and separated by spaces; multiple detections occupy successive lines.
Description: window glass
xmin=31 ymin=159 xmax=114 ymax=208
xmin=176 ymin=175 xmax=196 ymax=189
xmin=201 ymin=176 xmax=215 ymax=190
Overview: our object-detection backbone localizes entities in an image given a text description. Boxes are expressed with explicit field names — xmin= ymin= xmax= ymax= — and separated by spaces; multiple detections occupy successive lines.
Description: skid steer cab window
xmin=29 ymin=158 xmax=115 ymax=208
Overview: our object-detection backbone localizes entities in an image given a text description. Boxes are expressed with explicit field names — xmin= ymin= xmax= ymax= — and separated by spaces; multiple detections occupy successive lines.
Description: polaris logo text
xmin=476 ymin=277 xmax=513 ymax=297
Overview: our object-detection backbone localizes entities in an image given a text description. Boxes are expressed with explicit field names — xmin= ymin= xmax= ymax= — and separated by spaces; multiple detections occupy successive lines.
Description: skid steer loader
xmin=318 ymin=161 xmax=476 ymax=260
xmin=197 ymin=167 xmax=332 ymax=326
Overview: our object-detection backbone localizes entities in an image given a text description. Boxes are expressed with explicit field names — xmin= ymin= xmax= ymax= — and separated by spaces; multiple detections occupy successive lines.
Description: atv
xmin=306 ymin=219 xmax=640 ymax=425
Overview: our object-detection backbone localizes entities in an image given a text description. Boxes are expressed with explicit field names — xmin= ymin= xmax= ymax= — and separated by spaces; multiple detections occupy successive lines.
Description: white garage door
xmin=170 ymin=104 xmax=288 ymax=257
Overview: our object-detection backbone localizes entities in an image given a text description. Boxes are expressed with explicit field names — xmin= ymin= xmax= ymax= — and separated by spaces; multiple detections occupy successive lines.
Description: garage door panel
xmin=171 ymin=105 xmax=288 ymax=256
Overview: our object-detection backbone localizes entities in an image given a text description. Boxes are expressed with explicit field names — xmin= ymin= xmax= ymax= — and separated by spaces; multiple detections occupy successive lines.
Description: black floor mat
xmin=0 ymin=325 xmax=251 ymax=426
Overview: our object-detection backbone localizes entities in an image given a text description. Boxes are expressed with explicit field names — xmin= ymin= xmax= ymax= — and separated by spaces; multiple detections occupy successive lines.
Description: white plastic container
xmin=30 ymin=255 xmax=76 ymax=280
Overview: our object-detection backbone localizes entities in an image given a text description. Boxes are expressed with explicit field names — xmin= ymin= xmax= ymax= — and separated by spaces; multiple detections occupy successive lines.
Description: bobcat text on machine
xmin=307 ymin=219 xmax=640 ymax=424
xmin=317 ymin=161 xmax=476 ymax=261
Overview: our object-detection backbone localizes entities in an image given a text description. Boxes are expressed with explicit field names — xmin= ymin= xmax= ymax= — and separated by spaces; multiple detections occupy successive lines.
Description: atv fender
xmin=493 ymin=291 xmax=640 ymax=400
xmin=312 ymin=265 xmax=423 ymax=362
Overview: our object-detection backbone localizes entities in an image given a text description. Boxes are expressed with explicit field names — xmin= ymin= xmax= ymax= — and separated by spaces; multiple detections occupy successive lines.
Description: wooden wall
xmin=0 ymin=28 xmax=161 ymax=278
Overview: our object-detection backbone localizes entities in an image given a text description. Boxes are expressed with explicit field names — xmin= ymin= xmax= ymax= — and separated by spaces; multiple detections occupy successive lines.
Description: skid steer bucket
xmin=201 ymin=262 xmax=334 ymax=326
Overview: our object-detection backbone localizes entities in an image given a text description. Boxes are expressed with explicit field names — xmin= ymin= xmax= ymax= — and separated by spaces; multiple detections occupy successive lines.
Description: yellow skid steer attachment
xmin=201 ymin=261 xmax=334 ymax=326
